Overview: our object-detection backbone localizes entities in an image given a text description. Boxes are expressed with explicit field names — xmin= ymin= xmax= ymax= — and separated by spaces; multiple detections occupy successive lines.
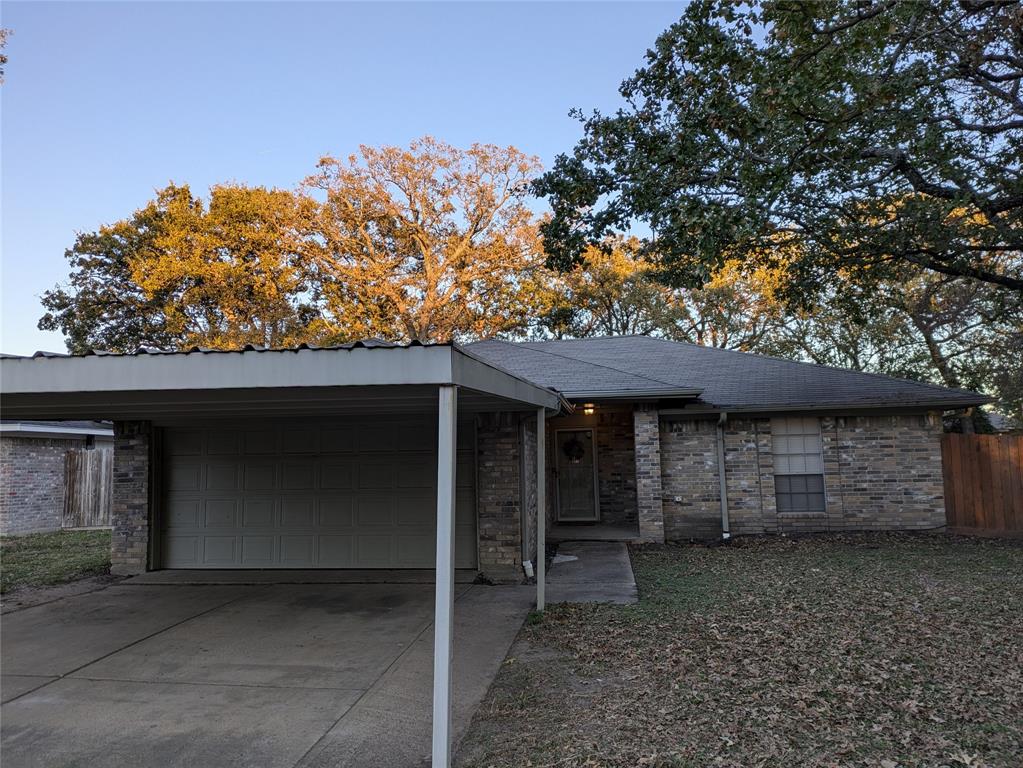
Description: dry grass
xmin=457 ymin=533 xmax=1023 ymax=768
xmin=0 ymin=529 xmax=111 ymax=593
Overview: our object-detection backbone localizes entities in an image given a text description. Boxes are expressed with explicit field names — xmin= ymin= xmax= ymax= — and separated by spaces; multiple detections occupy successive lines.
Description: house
xmin=0 ymin=420 xmax=113 ymax=535
xmin=0 ymin=335 xmax=987 ymax=765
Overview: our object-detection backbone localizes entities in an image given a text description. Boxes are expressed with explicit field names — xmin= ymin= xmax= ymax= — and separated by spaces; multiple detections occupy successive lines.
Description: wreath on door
xmin=562 ymin=436 xmax=585 ymax=463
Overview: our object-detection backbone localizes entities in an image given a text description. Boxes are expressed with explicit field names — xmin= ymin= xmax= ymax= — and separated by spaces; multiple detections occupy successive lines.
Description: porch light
xmin=582 ymin=403 xmax=595 ymax=415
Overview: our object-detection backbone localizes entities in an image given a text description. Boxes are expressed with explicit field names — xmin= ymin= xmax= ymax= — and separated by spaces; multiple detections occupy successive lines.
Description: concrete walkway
xmin=546 ymin=541 xmax=638 ymax=604
xmin=1 ymin=581 xmax=533 ymax=768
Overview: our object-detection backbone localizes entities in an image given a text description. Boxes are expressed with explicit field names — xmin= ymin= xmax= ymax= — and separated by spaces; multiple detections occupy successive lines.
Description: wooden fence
xmin=941 ymin=434 xmax=1023 ymax=537
xmin=63 ymin=447 xmax=114 ymax=529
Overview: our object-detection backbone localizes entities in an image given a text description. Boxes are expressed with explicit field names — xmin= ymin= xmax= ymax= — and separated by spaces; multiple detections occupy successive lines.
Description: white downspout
xmin=716 ymin=412 xmax=731 ymax=540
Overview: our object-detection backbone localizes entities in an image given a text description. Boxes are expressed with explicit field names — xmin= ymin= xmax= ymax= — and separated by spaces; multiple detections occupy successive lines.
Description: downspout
xmin=716 ymin=412 xmax=731 ymax=540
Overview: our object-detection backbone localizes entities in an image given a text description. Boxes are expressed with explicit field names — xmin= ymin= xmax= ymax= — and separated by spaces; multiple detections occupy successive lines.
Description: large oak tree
xmin=535 ymin=0 xmax=1023 ymax=296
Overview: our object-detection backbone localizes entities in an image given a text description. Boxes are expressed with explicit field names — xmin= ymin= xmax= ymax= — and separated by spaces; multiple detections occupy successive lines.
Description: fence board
xmin=63 ymin=447 xmax=113 ymax=529
xmin=942 ymin=434 xmax=1023 ymax=537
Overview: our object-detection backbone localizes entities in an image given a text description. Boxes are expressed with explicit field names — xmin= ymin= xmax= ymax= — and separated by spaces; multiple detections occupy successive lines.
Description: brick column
xmin=476 ymin=413 xmax=524 ymax=583
xmin=111 ymin=420 xmax=152 ymax=575
xmin=633 ymin=406 xmax=665 ymax=542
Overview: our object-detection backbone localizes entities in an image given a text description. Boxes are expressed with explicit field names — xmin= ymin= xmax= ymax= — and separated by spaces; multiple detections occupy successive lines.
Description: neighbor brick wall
xmin=0 ymin=436 xmax=77 ymax=535
xmin=633 ymin=406 xmax=665 ymax=542
xmin=658 ymin=412 xmax=945 ymax=539
xmin=110 ymin=421 xmax=152 ymax=575
xmin=476 ymin=412 xmax=524 ymax=582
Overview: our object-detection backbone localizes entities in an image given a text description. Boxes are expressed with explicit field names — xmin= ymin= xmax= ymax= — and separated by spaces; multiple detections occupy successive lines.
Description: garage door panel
xmin=241 ymin=536 xmax=275 ymax=565
xmin=207 ymin=432 xmax=240 ymax=455
xmin=356 ymin=495 xmax=394 ymax=526
xmin=396 ymin=533 xmax=434 ymax=564
xmin=318 ymin=535 xmax=354 ymax=566
xmin=164 ymin=498 xmax=200 ymax=529
xmin=281 ymin=498 xmax=316 ymax=527
xmin=167 ymin=462 xmax=202 ymax=492
xmin=358 ymin=461 xmax=394 ymax=489
xmin=281 ymin=462 xmax=316 ymax=490
xmin=161 ymin=420 xmax=478 ymax=569
xmin=243 ymin=463 xmax=276 ymax=491
xmin=243 ymin=430 xmax=278 ymax=454
xmin=321 ymin=461 xmax=354 ymax=489
xmin=164 ymin=535 xmax=200 ymax=566
xmin=206 ymin=463 xmax=239 ymax=491
xmin=243 ymin=499 xmax=276 ymax=527
xmin=203 ymin=536 xmax=237 ymax=566
xmin=282 ymin=427 xmax=319 ymax=454
xmin=321 ymin=427 xmax=355 ymax=453
xmin=166 ymin=430 xmax=202 ymax=456
xmin=356 ymin=535 xmax=393 ymax=565
xmin=280 ymin=535 xmax=316 ymax=565
xmin=317 ymin=497 xmax=354 ymax=527
xmin=204 ymin=499 xmax=237 ymax=528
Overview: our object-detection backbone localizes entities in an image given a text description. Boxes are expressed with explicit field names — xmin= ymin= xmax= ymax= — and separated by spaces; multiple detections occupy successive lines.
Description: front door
xmin=555 ymin=429 xmax=599 ymax=522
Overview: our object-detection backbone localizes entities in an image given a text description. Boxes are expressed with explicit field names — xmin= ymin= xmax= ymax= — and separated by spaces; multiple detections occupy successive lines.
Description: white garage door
xmin=159 ymin=417 xmax=477 ymax=568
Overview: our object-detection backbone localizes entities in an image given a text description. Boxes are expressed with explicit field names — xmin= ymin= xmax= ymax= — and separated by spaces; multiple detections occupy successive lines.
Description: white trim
xmin=0 ymin=423 xmax=113 ymax=439
xmin=432 ymin=385 xmax=457 ymax=768
xmin=0 ymin=345 xmax=562 ymax=419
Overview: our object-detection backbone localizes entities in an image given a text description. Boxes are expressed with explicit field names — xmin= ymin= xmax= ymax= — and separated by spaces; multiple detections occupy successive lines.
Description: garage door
xmin=159 ymin=417 xmax=477 ymax=568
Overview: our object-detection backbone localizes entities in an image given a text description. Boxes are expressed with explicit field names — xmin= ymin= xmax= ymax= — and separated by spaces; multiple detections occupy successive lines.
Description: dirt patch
xmin=456 ymin=532 xmax=1023 ymax=768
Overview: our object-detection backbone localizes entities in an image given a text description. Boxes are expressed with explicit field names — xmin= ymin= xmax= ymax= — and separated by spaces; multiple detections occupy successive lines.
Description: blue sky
xmin=1 ymin=1 xmax=682 ymax=354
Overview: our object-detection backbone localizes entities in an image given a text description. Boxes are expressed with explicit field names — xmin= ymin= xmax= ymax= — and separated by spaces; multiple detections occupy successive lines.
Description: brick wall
xmin=110 ymin=421 xmax=152 ymax=575
xmin=594 ymin=410 xmax=638 ymax=527
xmin=521 ymin=416 xmax=538 ymax=564
xmin=477 ymin=412 xmax=524 ymax=582
xmin=659 ymin=412 xmax=945 ymax=539
xmin=633 ymin=406 xmax=665 ymax=542
xmin=659 ymin=419 xmax=721 ymax=539
xmin=0 ymin=436 xmax=78 ymax=535
xmin=817 ymin=414 xmax=945 ymax=531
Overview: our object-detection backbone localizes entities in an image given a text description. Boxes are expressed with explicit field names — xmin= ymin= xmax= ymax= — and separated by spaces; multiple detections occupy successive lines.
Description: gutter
xmin=716 ymin=412 xmax=731 ymax=540
xmin=562 ymin=388 xmax=703 ymax=401
xmin=660 ymin=397 xmax=993 ymax=416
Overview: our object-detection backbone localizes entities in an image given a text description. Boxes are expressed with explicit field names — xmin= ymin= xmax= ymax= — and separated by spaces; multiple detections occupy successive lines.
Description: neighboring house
xmin=0 ymin=420 xmax=114 ymax=535
xmin=0 ymin=336 xmax=987 ymax=580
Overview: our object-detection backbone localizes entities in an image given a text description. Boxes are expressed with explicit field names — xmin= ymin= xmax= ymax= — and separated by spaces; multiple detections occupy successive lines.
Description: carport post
xmin=536 ymin=407 xmax=546 ymax=611
xmin=432 ymin=384 xmax=457 ymax=768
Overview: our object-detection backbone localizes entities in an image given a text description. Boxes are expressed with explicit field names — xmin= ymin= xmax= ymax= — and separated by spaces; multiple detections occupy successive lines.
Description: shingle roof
xmin=466 ymin=336 xmax=989 ymax=411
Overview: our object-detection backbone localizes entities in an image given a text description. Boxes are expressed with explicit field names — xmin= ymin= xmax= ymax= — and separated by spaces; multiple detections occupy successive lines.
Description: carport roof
xmin=0 ymin=342 xmax=566 ymax=421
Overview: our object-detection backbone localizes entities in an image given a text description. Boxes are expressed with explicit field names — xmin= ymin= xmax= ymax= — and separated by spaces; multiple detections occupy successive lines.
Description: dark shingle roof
xmin=467 ymin=336 xmax=988 ymax=411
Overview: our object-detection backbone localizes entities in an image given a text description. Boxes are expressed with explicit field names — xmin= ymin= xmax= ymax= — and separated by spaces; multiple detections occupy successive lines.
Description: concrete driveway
xmin=1 ymin=579 xmax=532 ymax=768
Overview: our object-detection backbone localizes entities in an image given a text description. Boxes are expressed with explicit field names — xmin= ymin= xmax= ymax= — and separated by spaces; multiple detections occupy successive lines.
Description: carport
xmin=0 ymin=341 xmax=562 ymax=767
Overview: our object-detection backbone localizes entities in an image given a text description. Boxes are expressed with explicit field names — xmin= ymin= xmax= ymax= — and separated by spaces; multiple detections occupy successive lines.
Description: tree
xmin=534 ymin=238 xmax=787 ymax=350
xmin=307 ymin=137 xmax=545 ymax=343
xmin=535 ymin=0 xmax=1023 ymax=296
xmin=40 ymin=183 xmax=321 ymax=352
xmin=1 ymin=29 xmax=10 ymax=84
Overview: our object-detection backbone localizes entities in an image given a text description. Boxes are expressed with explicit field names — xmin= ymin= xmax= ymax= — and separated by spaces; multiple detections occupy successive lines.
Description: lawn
xmin=456 ymin=533 xmax=1023 ymax=768
xmin=0 ymin=529 xmax=112 ymax=593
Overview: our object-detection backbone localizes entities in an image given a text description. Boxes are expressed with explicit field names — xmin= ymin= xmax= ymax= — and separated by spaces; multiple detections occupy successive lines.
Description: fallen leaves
xmin=456 ymin=533 xmax=1023 ymax=768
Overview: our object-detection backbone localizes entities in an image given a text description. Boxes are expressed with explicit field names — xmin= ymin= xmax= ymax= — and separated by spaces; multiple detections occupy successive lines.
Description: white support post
xmin=536 ymin=407 xmax=546 ymax=612
xmin=432 ymin=385 xmax=458 ymax=768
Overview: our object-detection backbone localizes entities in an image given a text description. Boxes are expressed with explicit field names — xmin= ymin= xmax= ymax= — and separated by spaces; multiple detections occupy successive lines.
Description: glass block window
xmin=771 ymin=417 xmax=826 ymax=514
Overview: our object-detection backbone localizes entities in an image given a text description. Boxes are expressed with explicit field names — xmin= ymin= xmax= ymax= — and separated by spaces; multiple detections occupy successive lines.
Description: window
xmin=771 ymin=417 xmax=826 ymax=514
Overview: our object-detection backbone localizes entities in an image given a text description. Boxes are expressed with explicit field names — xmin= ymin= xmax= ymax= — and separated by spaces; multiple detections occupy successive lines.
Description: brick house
xmin=0 ymin=336 xmax=988 ymax=764
xmin=0 ymin=336 xmax=986 ymax=579
xmin=0 ymin=420 xmax=113 ymax=535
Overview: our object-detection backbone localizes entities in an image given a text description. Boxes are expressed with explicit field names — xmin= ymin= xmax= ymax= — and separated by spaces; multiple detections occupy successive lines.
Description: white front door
xmin=555 ymin=428 xmax=599 ymax=522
